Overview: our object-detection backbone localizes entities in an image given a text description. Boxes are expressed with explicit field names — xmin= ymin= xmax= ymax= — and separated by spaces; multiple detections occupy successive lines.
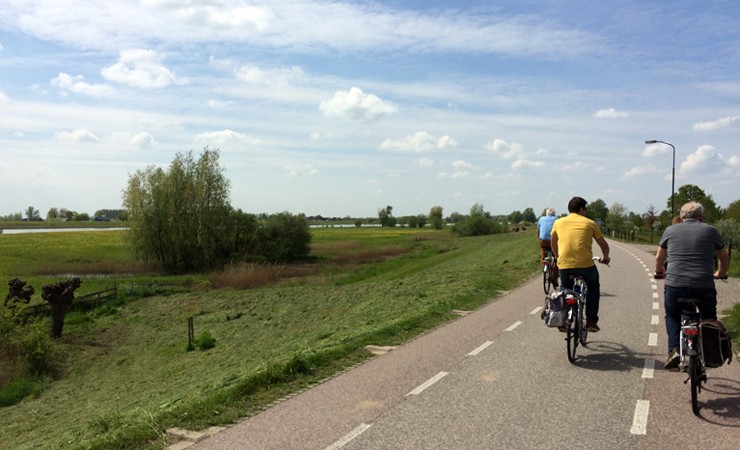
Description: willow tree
xmin=123 ymin=148 xmax=234 ymax=271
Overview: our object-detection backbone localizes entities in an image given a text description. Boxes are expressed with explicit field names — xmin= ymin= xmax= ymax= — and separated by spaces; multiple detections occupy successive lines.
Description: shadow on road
xmin=567 ymin=340 xmax=653 ymax=372
xmin=697 ymin=377 xmax=740 ymax=427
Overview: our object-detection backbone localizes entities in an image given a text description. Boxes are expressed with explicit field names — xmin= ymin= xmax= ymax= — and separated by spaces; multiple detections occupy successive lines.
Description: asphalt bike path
xmin=192 ymin=240 xmax=739 ymax=449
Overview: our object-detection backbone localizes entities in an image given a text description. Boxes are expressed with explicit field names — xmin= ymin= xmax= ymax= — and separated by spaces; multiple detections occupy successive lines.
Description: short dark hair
xmin=568 ymin=196 xmax=588 ymax=213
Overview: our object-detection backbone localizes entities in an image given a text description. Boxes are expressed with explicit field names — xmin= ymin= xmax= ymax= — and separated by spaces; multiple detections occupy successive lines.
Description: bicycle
xmin=563 ymin=257 xmax=607 ymax=363
xmin=654 ymin=272 xmax=728 ymax=415
xmin=542 ymin=250 xmax=556 ymax=294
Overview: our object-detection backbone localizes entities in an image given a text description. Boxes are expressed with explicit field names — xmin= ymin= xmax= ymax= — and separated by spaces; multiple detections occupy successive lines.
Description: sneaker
xmin=557 ymin=326 xmax=567 ymax=332
xmin=586 ymin=321 xmax=600 ymax=332
xmin=665 ymin=349 xmax=680 ymax=371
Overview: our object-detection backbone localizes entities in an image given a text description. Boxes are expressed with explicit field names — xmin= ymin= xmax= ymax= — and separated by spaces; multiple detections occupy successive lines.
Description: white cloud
xmin=511 ymin=159 xmax=544 ymax=170
xmin=55 ymin=129 xmax=100 ymax=142
xmin=131 ymin=132 xmax=156 ymax=149
xmin=195 ymin=129 xmax=260 ymax=146
xmin=380 ymin=132 xmax=456 ymax=152
xmin=418 ymin=158 xmax=434 ymax=167
xmin=679 ymin=145 xmax=726 ymax=176
xmin=692 ymin=115 xmax=740 ymax=132
xmin=643 ymin=142 xmax=673 ymax=157
xmin=102 ymin=49 xmax=176 ymax=88
xmin=594 ymin=108 xmax=629 ymax=119
xmin=285 ymin=164 xmax=318 ymax=177
xmin=51 ymin=73 xmax=112 ymax=97
xmin=623 ymin=165 xmax=658 ymax=177
xmin=235 ymin=65 xmax=304 ymax=87
xmin=486 ymin=138 xmax=523 ymax=159
xmin=0 ymin=91 xmax=8 ymax=103
xmin=729 ymin=155 xmax=740 ymax=169
xmin=320 ymin=87 xmax=396 ymax=121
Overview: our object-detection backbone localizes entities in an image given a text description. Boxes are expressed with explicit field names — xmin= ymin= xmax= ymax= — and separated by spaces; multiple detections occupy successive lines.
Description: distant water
xmin=1 ymin=227 xmax=127 ymax=234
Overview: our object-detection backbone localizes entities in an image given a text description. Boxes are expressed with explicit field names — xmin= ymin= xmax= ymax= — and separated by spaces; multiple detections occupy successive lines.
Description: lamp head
xmin=645 ymin=140 xmax=658 ymax=144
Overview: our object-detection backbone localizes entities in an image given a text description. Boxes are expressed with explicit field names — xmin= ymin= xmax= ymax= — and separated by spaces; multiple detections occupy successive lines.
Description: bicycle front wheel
xmin=689 ymin=355 xmax=700 ymax=415
xmin=543 ymin=264 xmax=552 ymax=294
xmin=566 ymin=305 xmax=578 ymax=363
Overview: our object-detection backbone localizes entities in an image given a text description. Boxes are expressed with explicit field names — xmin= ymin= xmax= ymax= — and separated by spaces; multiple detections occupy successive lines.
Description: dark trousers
xmin=559 ymin=265 xmax=600 ymax=323
xmin=663 ymin=285 xmax=716 ymax=352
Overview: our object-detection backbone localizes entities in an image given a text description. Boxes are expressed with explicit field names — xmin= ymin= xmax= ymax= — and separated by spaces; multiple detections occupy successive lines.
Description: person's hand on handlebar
xmin=592 ymin=256 xmax=610 ymax=266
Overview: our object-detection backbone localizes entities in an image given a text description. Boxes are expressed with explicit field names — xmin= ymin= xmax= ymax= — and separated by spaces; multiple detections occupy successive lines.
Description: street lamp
xmin=645 ymin=139 xmax=676 ymax=219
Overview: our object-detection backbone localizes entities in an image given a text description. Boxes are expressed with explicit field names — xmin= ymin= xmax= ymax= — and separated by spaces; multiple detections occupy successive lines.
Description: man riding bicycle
xmin=550 ymin=197 xmax=610 ymax=332
xmin=537 ymin=208 xmax=559 ymax=288
xmin=653 ymin=201 xmax=729 ymax=370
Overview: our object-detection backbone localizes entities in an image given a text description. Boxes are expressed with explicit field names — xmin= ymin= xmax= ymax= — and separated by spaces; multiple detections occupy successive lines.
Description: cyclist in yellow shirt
xmin=551 ymin=197 xmax=611 ymax=332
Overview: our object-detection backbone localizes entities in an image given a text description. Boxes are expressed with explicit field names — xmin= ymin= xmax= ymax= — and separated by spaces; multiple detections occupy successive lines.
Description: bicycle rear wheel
xmin=689 ymin=355 xmax=700 ymax=415
xmin=578 ymin=300 xmax=588 ymax=346
xmin=566 ymin=305 xmax=578 ymax=363
xmin=543 ymin=264 xmax=552 ymax=294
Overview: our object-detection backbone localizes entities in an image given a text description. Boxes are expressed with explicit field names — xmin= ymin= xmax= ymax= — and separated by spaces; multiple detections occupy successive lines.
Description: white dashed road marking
xmin=648 ymin=333 xmax=658 ymax=346
xmin=505 ymin=321 xmax=523 ymax=331
xmin=642 ymin=359 xmax=655 ymax=379
xmin=325 ymin=423 xmax=372 ymax=450
xmin=406 ymin=372 xmax=448 ymax=396
xmin=467 ymin=341 xmax=493 ymax=356
xmin=630 ymin=400 xmax=650 ymax=435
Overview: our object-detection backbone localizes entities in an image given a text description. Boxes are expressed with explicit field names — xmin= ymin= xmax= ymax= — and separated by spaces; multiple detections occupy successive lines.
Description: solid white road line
xmin=406 ymin=372 xmax=448 ymax=396
xmin=505 ymin=321 xmax=523 ymax=331
xmin=467 ymin=341 xmax=494 ymax=356
xmin=642 ymin=359 xmax=655 ymax=379
xmin=630 ymin=400 xmax=650 ymax=435
xmin=325 ymin=423 xmax=372 ymax=450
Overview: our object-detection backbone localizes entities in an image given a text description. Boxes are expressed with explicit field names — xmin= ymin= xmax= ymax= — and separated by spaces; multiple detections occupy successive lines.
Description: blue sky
xmin=1 ymin=0 xmax=738 ymax=219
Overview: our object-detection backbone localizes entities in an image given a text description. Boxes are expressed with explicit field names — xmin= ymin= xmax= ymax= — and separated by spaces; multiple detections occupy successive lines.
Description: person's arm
xmin=550 ymin=231 xmax=559 ymax=259
xmin=595 ymin=236 xmax=610 ymax=264
xmin=654 ymin=246 xmax=667 ymax=275
xmin=715 ymin=247 xmax=729 ymax=279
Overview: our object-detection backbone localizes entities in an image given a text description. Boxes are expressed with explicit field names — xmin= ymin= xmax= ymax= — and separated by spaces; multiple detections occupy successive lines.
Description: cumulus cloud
xmin=380 ymin=131 xmax=457 ymax=152
xmin=594 ymin=108 xmax=629 ymax=119
xmin=195 ymin=130 xmax=259 ymax=146
xmin=623 ymin=165 xmax=658 ymax=177
xmin=131 ymin=132 xmax=156 ymax=149
xmin=235 ymin=64 xmax=304 ymax=87
xmin=485 ymin=138 xmax=523 ymax=159
xmin=51 ymin=73 xmax=112 ymax=97
xmin=55 ymin=129 xmax=100 ymax=142
xmin=643 ymin=142 xmax=673 ymax=157
xmin=102 ymin=49 xmax=176 ymax=88
xmin=729 ymin=155 xmax=740 ymax=168
xmin=679 ymin=145 xmax=726 ymax=176
xmin=511 ymin=159 xmax=544 ymax=170
xmin=692 ymin=115 xmax=739 ymax=132
xmin=0 ymin=91 xmax=8 ymax=103
xmin=320 ymin=87 xmax=396 ymax=121
xmin=285 ymin=164 xmax=318 ymax=177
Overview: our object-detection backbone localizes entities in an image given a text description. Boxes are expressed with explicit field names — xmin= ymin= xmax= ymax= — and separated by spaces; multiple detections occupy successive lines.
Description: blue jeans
xmin=663 ymin=285 xmax=717 ymax=352
xmin=559 ymin=265 xmax=600 ymax=323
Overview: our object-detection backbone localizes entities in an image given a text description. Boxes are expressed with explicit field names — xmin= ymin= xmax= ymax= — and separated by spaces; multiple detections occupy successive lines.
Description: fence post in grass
xmin=187 ymin=317 xmax=195 ymax=351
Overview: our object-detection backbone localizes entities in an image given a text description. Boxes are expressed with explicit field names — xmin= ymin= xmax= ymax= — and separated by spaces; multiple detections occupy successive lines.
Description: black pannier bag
xmin=700 ymin=319 xmax=733 ymax=368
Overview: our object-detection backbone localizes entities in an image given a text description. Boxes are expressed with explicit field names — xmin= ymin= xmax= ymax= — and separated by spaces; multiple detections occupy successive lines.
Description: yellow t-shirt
xmin=551 ymin=213 xmax=603 ymax=269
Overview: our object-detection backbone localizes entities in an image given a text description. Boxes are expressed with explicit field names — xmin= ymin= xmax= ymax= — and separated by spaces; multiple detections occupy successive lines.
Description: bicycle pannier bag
xmin=700 ymin=319 xmax=733 ymax=368
xmin=542 ymin=291 xmax=567 ymax=328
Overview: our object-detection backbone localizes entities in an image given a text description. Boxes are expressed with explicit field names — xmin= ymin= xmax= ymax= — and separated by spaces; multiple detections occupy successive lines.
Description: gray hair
xmin=680 ymin=201 xmax=704 ymax=220
xmin=546 ymin=208 xmax=556 ymax=216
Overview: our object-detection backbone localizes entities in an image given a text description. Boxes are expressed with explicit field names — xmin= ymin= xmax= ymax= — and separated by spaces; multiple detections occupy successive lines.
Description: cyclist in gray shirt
xmin=654 ymin=201 xmax=729 ymax=370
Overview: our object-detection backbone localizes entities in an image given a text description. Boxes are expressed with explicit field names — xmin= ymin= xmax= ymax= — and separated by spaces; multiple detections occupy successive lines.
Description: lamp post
xmin=645 ymin=139 xmax=676 ymax=219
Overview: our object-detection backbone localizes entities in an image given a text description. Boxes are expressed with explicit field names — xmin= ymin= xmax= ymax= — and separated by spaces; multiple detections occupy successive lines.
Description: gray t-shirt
xmin=659 ymin=219 xmax=725 ymax=288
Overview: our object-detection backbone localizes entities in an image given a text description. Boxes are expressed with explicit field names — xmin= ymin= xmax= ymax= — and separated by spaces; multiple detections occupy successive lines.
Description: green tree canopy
xmin=587 ymin=199 xmax=608 ymax=224
xmin=672 ymin=184 xmax=719 ymax=223
xmin=722 ymin=199 xmax=740 ymax=222
xmin=123 ymin=148 xmax=234 ymax=271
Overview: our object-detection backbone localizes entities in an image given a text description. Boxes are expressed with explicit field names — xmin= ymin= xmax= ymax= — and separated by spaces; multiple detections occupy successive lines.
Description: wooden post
xmin=187 ymin=317 xmax=195 ymax=351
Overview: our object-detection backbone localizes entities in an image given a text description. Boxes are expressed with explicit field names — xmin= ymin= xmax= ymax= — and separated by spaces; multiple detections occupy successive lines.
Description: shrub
xmin=194 ymin=331 xmax=216 ymax=351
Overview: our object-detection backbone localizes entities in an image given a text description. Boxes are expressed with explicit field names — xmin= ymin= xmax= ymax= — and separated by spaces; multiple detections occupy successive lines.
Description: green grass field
xmin=1 ymin=228 xmax=541 ymax=449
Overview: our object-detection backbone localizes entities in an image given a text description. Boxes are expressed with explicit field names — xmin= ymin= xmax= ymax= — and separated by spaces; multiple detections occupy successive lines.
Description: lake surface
xmin=1 ymin=228 xmax=127 ymax=234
